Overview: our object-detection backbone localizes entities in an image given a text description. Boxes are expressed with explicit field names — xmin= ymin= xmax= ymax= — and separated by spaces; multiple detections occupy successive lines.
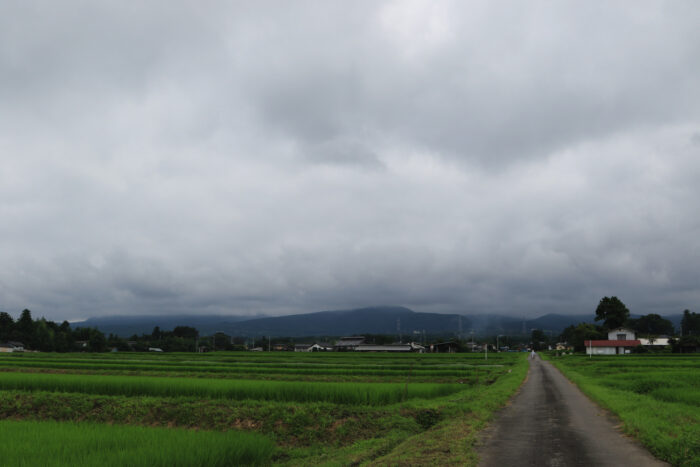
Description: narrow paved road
xmin=478 ymin=355 xmax=667 ymax=467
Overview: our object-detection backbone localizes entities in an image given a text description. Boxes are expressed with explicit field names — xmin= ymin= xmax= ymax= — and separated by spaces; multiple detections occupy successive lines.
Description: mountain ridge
xmin=73 ymin=306 xmax=684 ymax=338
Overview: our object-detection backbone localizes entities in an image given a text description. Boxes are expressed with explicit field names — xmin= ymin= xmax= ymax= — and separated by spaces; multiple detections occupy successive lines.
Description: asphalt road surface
xmin=478 ymin=355 xmax=667 ymax=467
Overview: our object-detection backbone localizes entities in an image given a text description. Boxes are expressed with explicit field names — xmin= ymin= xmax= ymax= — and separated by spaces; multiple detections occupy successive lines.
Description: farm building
xmin=334 ymin=336 xmax=365 ymax=351
xmin=638 ymin=337 xmax=670 ymax=348
xmin=584 ymin=328 xmax=641 ymax=355
xmin=355 ymin=342 xmax=425 ymax=353
xmin=430 ymin=342 xmax=460 ymax=353
xmin=555 ymin=342 xmax=573 ymax=351
xmin=294 ymin=343 xmax=333 ymax=352
xmin=0 ymin=341 xmax=24 ymax=352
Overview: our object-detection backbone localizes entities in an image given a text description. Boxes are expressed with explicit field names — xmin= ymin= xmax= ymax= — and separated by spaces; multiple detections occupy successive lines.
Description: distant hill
xmin=227 ymin=306 xmax=463 ymax=337
xmin=74 ymin=306 xmax=465 ymax=338
xmin=73 ymin=307 xmax=683 ymax=338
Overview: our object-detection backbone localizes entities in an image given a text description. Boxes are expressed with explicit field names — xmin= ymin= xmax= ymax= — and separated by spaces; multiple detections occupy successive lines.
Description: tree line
xmin=557 ymin=297 xmax=700 ymax=352
xmin=0 ymin=309 xmax=106 ymax=352
xmin=0 ymin=309 xmax=206 ymax=353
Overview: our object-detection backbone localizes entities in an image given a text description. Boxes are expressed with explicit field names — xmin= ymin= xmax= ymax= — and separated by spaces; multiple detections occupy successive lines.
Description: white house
xmin=607 ymin=328 xmax=636 ymax=341
xmin=585 ymin=328 xmax=641 ymax=355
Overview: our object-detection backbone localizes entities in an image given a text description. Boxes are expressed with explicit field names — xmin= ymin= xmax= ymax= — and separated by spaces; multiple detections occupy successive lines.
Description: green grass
xmin=0 ymin=419 xmax=274 ymax=466
xmin=546 ymin=354 xmax=700 ymax=467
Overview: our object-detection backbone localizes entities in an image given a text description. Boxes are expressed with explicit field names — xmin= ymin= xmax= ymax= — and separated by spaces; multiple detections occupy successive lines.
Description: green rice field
xmin=0 ymin=351 xmax=528 ymax=465
xmin=546 ymin=353 xmax=700 ymax=467
xmin=0 ymin=420 xmax=273 ymax=467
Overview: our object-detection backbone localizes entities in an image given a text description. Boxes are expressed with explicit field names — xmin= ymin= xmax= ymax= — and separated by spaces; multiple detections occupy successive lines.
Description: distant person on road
xmin=530 ymin=350 xmax=536 ymax=360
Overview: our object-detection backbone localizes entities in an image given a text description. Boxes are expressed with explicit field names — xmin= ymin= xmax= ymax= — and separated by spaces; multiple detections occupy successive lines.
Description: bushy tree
xmin=681 ymin=309 xmax=700 ymax=336
xmin=531 ymin=329 xmax=547 ymax=350
xmin=16 ymin=309 xmax=35 ymax=346
xmin=560 ymin=323 xmax=605 ymax=352
xmin=669 ymin=335 xmax=700 ymax=353
xmin=34 ymin=319 xmax=55 ymax=352
xmin=594 ymin=296 xmax=630 ymax=330
xmin=88 ymin=328 xmax=107 ymax=352
xmin=0 ymin=312 xmax=14 ymax=341
xmin=172 ymin=326 xmax=198 ymax=339
xmin=630 ymin=314 xmax=674 ymax=336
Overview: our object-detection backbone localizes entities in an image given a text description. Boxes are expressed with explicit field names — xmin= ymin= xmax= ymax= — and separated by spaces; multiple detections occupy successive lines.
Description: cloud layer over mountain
xmin=2 ymin=1 xmax=700 ymax=320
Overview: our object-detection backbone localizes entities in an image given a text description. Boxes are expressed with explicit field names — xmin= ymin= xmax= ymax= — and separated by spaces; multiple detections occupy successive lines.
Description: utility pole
xmin=397 ymin=318 xmax=401 ymax=343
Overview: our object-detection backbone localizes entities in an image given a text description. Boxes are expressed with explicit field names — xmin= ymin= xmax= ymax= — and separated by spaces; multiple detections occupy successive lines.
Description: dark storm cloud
xmin=1 ymin=1 xmax=700 ymax=321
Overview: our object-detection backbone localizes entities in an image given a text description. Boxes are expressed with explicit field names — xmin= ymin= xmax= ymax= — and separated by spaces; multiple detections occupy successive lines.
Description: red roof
xmin=584 ymin=340 xmax=641 ymax=347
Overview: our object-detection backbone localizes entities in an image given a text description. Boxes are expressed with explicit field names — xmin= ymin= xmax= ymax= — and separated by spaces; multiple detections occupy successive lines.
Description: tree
xmin=33 ymin=318 xmax=55 ymax=352
xmin=172 ymin=326 xmax=198 ymax=339
xmin=0 ymin=312 xmax=14 ymax=341
xmin=560 ymin=323 xmax=605 ymax=352
xmin=681 ymin=309 xmax=700 ymax=336
xmin=531 ymin=329 xmax=547 ymax=350
xmin=594 ymin=297 xmax=630 ymax=330
xmin=669 ymin=335 xmax=700 ymax=353
xmin=88 ymin=328 xmax=107 ymax=352
xmin=16 ymin=309 xmax=35 ymax=348
xmin=630 ymin=314 xmax=674 ymax=336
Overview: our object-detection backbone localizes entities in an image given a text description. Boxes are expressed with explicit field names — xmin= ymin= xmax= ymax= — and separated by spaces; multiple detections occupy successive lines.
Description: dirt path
xmin=477 ymin=355 xmax=667 ymax=467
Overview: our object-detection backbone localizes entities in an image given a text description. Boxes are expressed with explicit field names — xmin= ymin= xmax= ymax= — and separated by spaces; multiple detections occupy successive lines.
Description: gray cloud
xmin=1 ymin=1 xmax=700 ymax=321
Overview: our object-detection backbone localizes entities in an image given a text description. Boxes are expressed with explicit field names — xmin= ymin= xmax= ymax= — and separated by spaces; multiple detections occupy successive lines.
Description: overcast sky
xmin=2 ymin=1 xmax=700 ymax=321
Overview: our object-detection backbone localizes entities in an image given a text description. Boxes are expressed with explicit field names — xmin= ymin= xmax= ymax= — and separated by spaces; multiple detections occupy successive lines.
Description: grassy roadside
xmin=355 ymin=354 xmax=529 ymax=466
xmin=544 ymin=354 xmax=700 ymax=467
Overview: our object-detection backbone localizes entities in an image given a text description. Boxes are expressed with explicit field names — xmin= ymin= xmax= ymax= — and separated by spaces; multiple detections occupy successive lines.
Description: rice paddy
xmin=0 ymin=419 xmax=274 ymax=467
xmin=0 ymin=350 xmax=528 ymax=465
